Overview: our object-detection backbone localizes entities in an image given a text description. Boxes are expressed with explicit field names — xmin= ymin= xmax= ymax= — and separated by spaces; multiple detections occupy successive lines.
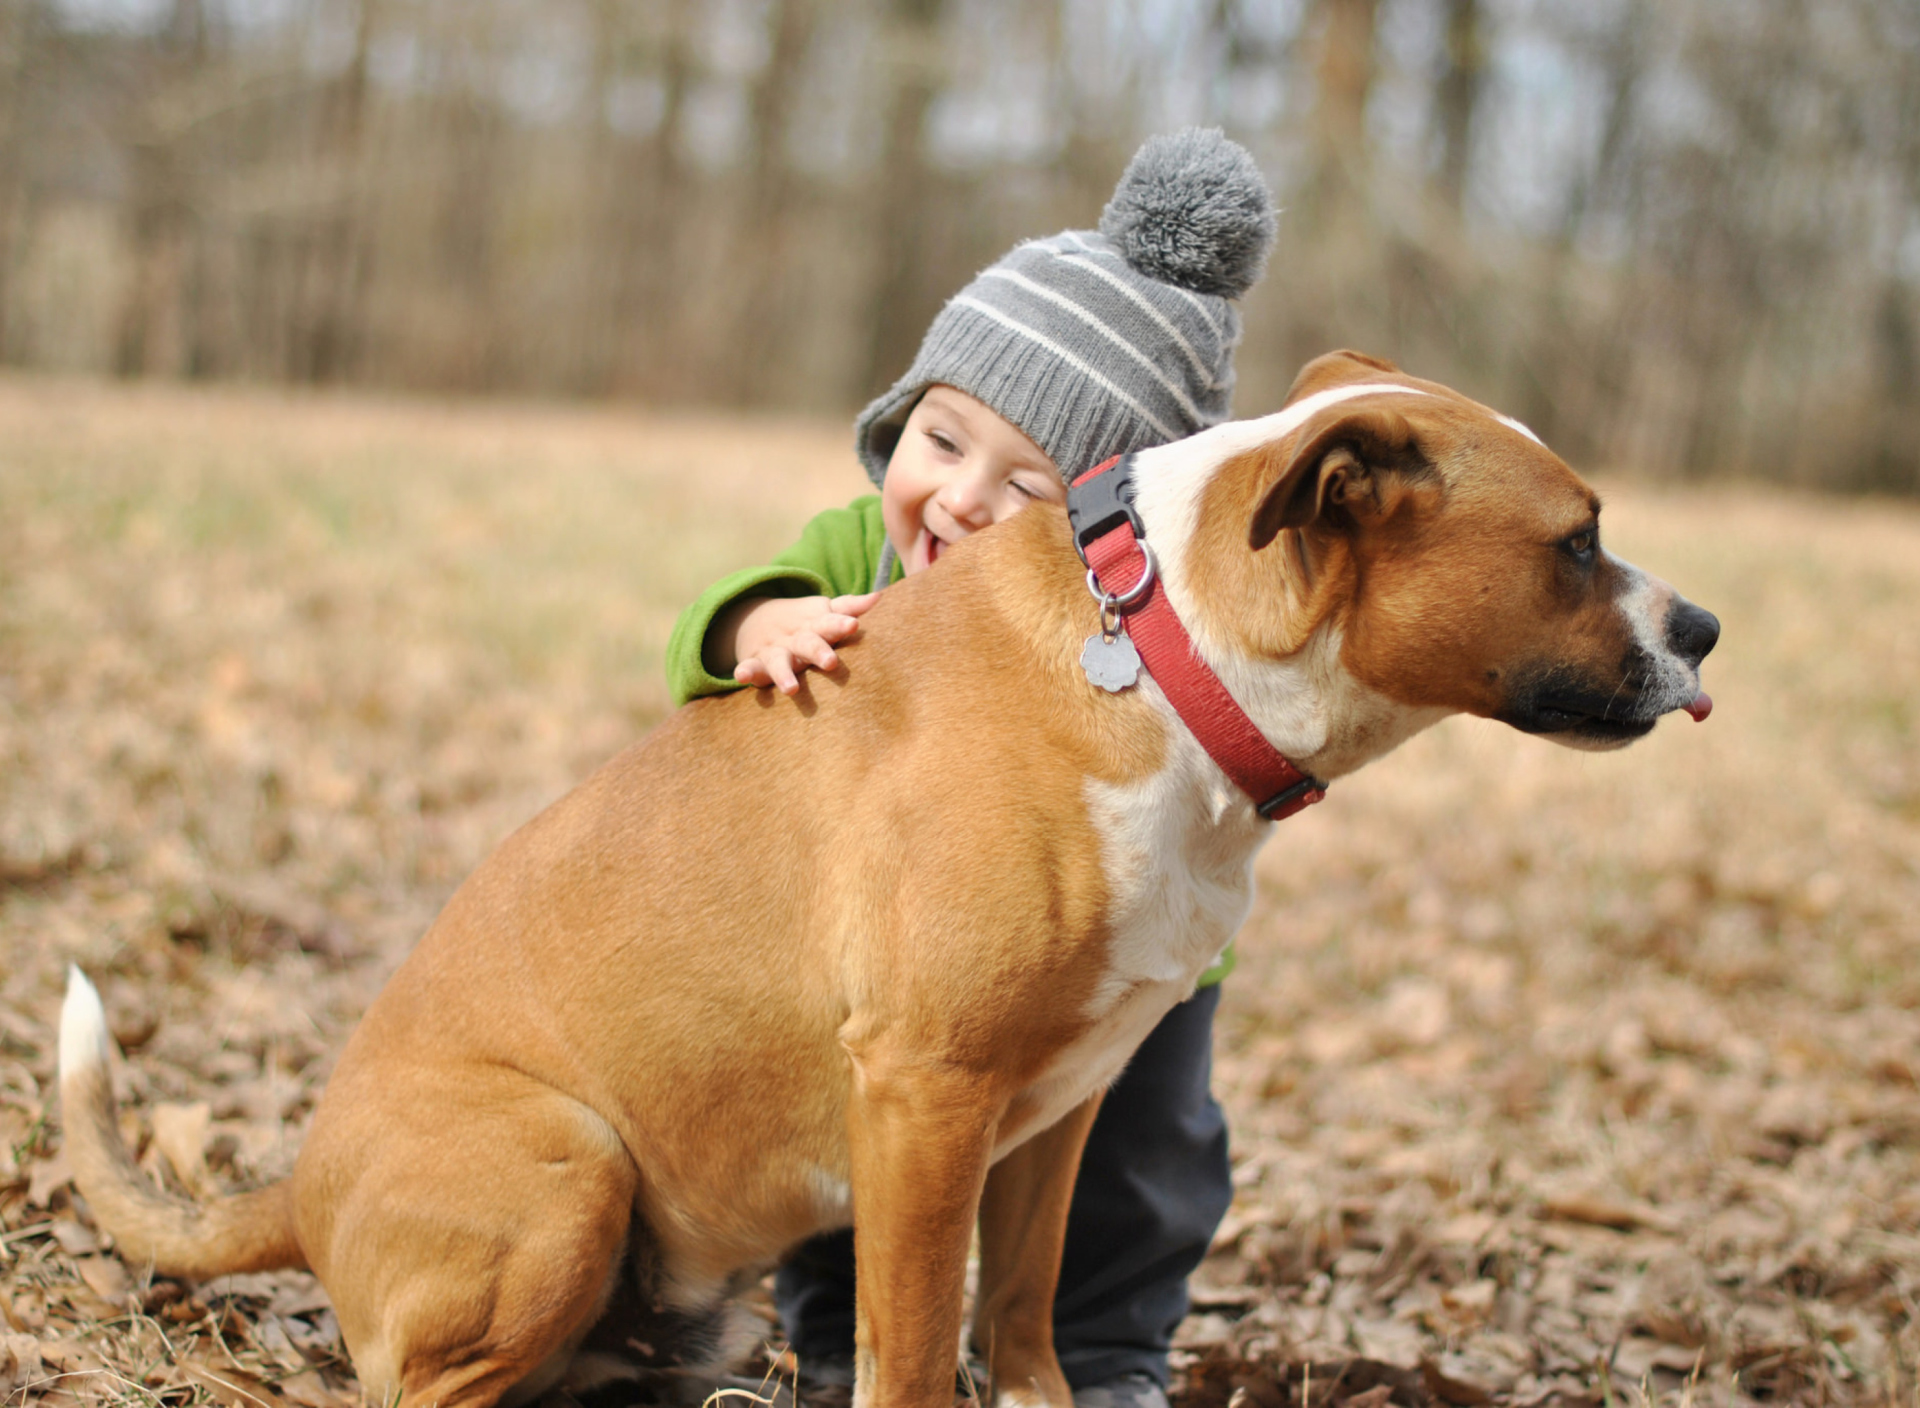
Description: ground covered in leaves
xmin=1 ymin=377 xmax=1916 ymax=1407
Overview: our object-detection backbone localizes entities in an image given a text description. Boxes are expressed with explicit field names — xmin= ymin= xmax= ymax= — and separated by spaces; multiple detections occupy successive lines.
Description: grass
xmin=1 ymin=374 xmax=1917 ymax=1407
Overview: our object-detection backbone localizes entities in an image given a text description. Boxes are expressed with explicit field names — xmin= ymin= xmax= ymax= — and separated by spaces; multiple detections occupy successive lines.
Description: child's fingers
xmin=792 ymin=631 xmax=840 ymax=673
xmin=764 ymin=648 xmax=802 ymax=695
xmin=733 ymin=659 xmax=775 ymax=689
xmin=813 ymin=613 xmax=863 ymax=645
xmin=828 ymin=591 xmax=881 ymax=616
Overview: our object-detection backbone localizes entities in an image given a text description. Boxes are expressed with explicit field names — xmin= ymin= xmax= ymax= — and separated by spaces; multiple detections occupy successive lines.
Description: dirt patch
xmin=2 ymin=377 xmax=1916 ymax=1406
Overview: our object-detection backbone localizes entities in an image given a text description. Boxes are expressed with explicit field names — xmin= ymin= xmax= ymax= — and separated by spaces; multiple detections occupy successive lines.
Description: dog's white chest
xmin=1081 ymin=733 xmax=1269 ymax=1007
xmin=995 ymin=733 xmax=1267 ymax=1156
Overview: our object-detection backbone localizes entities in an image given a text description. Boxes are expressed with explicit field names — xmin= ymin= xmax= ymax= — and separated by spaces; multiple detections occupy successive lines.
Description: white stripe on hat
xmin=1048 ymin=250 xmax=1211 ymax=385
xmin=1058 ymin=230 xmax=1232 ymax=382
xmin=949 ymin=295 xmax=1182 ymax=443
xmin=976 ymin=266 xmax=1207 ymax=427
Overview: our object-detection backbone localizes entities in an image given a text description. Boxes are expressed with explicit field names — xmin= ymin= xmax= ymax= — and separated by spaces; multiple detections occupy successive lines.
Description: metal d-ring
xmin=1084 ymin=540 xmax=1157 ymax=613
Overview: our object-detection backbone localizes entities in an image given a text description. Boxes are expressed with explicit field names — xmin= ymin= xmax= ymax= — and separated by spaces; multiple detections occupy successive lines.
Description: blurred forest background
xmin=0 ymin=0 xmax=1916 ymax=491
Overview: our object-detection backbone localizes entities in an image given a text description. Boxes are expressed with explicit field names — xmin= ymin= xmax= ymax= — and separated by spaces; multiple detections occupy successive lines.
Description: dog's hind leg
xmin=298 ymin=1076 xmax=639 ymax=1408
xmin=973 ymin=1096 xmax=1102 ymax=1408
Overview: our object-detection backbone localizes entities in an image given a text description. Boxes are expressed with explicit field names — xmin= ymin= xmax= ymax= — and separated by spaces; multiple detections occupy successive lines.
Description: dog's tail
xmin=59 ymin=966 xmax=308 ymax=1278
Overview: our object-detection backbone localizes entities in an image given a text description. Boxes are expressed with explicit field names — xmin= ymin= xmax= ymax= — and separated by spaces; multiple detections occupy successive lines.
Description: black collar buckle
xmin=1257 ymin=774 xmax=1328 ymax=821
xmin=1067 ymin=454 xmax=1144 ymax=567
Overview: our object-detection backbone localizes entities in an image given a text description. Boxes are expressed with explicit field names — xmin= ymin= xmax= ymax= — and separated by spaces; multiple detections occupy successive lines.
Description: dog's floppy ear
xmin=1248 ymin=406 xmax=1431 ymax=548
xmin=1281 ymin=349 xmax=1403 ymax=404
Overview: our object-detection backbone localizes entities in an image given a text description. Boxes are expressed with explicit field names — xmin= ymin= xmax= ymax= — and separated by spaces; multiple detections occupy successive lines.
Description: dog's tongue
xmin=1683 ymin=692 xmax=1713 ymax=722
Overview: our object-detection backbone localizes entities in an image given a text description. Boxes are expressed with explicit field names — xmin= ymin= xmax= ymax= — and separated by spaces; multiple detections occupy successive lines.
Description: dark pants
xmin=775 ymin=986 xmax=1232 ymax=1391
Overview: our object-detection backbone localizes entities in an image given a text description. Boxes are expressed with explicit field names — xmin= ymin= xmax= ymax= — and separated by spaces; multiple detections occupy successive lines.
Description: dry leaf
xmin=265 ymin=1280 xmax=334 ymax=1318
xmin=1189 ymin=1280 xmax=1261 ymax=1310
xmin=2 ymin=1333 xmax=43 ymax=1385
xmin=176 ymin=1357 xmax=294 ymax=1408
xmin=1612 ymin=1336 xmax=1704 ymax=1380
xmin=1175 ymin=1313 xmax=1235 ymax=1350
xmin=27 ymin=1150 xmax=72 ymax=1208
xmin=49 ymin=1219 xmax=99 ymax=1255
xmin=1425 ymin=1279 xmax=1498 ymax=1338
xmin=38 ymin=1338 xmax=104 ymax=1373
xmin=1539 ymin=1194 xmax=1674 ymax=1233
xmin=277 ymin=1369 xmax=350 ymax=1408
xmin=1419 ymin=1359 xmax=1492 ymax=1407
xmin=279 ymin=1311 xmax=343 ymax=1358
xmin=252 ymin=1314 xmax=309 ymax=1371
xmin=110 ymin=1007 xmax=161 ymax=1053
xmin=1432 ymin=1213 xmax=1495 ymax=1247
xmin=152 ymin=1101 xmax=215 ymax=1195
xmin=75 ymin=1255 xmax=132 ymax=1306
xmin=1341 ymin=1387 xmax=1394 ymax=1408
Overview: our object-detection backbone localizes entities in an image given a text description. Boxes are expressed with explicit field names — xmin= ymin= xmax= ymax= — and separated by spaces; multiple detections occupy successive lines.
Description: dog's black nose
xmin=1666 ymin=598 xmax=1720 ymax=666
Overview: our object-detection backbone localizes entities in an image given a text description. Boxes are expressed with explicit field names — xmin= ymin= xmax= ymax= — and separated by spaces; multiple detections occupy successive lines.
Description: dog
xmin=59 ymin=351 xmax=1718 ymax=1408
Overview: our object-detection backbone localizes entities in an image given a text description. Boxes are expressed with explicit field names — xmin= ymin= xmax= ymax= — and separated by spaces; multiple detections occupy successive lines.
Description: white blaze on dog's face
xmin=1180 ymin=351 xmax=1719 ymax=752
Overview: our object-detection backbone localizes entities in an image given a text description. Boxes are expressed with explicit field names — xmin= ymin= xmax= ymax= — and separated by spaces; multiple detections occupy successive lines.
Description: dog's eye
xmin=1565 ymin=529 xmax=1596 ymax=556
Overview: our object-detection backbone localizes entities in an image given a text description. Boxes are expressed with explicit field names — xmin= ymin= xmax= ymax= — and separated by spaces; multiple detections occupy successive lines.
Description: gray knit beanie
xmin=855 ymin=127 xmax=1277 ymax=487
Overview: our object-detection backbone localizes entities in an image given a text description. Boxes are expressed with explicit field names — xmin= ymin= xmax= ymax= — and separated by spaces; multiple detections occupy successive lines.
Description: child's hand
xmin=714 ymin=593 xmax=880 ymax=695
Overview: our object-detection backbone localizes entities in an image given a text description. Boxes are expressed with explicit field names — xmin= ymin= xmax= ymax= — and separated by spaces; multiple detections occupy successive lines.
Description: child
xmin=665 ymin=128 xmax=1276 ymax=1408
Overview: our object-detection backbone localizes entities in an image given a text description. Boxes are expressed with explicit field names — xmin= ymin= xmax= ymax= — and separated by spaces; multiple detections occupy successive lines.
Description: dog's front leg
xmin=972 ymin=1095 xmax=1102 ymax=1408
xmin=847 ymin=1049 xmax=1001 ymax=1408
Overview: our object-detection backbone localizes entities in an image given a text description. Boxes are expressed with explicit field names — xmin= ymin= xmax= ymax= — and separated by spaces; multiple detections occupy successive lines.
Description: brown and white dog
xmin=59 ymin=352 xmax=1716 ymax=1408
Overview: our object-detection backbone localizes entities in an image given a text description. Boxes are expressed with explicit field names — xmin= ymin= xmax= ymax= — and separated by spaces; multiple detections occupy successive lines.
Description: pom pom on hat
xmin=1098 ymin=127 xmax=1276 ymax=299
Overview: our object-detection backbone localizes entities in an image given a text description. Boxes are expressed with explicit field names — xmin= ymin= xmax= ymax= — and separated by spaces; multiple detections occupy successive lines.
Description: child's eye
xmin=1010 ymin=480 xmax=1039 ymax=501
xmin=926 ymin=430 xmax=959 ymax=455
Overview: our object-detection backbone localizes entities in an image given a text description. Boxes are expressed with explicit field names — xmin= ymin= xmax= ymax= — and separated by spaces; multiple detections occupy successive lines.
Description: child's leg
xmin=1051 ymin=985 xmax=1232 ymax=1392
xmin=775 ymin=1229 xmax=860 ymax=1374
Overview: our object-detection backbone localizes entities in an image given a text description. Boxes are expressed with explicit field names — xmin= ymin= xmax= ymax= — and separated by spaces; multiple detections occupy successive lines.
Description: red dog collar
xmin=1068 ymin=454 xmax=1327 ymax=823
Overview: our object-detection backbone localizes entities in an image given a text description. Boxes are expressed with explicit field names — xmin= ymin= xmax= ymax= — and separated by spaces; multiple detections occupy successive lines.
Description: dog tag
xmin=1081 ymin=630 xmax=1142 ymax=692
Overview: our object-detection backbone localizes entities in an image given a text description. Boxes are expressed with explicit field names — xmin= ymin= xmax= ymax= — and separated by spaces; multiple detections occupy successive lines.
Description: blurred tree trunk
xmin=1873 ymin=282 xmax=1918 ymax=490
xmin=574 ymin=0 xmax=624 ymax=394
xmin=1532 ymin=0 xmax=1646 ymax=455
xmin=0 ymin=0 xmax=34 ymax=362
xmin=1561 ymin=0 xmax=1645 ymax=247
xmin=1435 ymin=0 xmax=1482 ymax=213
xmin=1308 ymin=0 xmax=1377 ymax=224
xmin=429 ymin=1 xmax=511 ymax=393
xmin=733 ymin=0 xmax=812 ymax=404
xmin=1281 ymin=0 xmax=1382 ymax=368
xmin=630 ymin=0 xmax=694 ymax=398
xmin=115 ymin=0 xmax=219 ymax=377
xmin=443 ymin=96 xmax=504 ymax=388
xmin=573 ymin=0 xmax=692 ymax=396
xmin=857 ymin=0 xmax=947 ymax=400
xmin=115 ymin=140 xmax=175 ymax=377
xmin=297 ymin=0 xmax=375 ymax=382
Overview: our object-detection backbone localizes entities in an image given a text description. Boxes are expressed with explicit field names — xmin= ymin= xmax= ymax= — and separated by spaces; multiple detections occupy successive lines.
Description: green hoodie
xmin=666 ymin=497 xmax=899 ymax=707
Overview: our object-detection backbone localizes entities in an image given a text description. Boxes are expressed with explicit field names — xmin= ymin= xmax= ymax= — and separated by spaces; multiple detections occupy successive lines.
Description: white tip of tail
xmin=60 ymin=965 xmax=115 ymax=1077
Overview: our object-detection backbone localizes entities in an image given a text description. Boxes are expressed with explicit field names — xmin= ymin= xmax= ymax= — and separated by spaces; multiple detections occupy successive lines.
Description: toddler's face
xmin=881 ymin=386 xmax=1066 ymax=576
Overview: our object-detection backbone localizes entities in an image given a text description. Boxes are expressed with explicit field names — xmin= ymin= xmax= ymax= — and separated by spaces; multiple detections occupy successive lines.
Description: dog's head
xmin=1186 ymin=350 xmax=1718 ymax=751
